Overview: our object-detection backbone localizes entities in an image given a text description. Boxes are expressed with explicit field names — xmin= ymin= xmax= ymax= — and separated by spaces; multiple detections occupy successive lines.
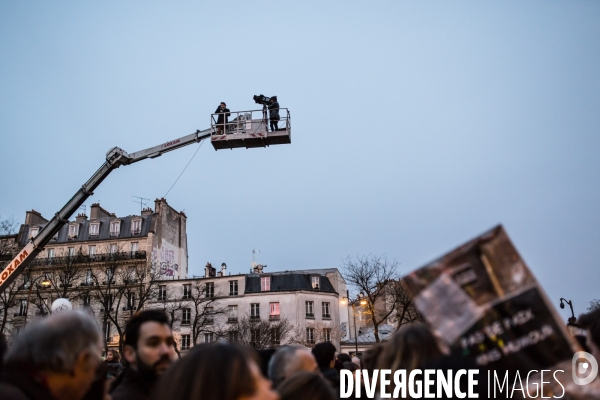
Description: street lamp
xmin=24 ymin=275 xmax=51 ymax=326
xmin=559 ymin=298 xmax=576 ymax=325
xmin=341 ymin=290 xmax=368 ymax=356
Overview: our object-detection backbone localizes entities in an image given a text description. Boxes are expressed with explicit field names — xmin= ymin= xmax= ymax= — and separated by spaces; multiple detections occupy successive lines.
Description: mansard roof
xmin=245 ymin=271 xmax=336 ymax=294
xmin=18 ymin=214 xmax=154 ymax=246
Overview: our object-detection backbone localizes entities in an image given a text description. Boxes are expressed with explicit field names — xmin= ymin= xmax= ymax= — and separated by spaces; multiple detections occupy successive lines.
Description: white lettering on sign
xmin=0 ymin=247 xmax=30 ymax=286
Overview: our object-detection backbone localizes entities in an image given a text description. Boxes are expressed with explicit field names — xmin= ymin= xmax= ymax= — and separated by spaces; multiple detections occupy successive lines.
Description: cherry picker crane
xmin=0 ymin=106 xmax=291 ymax=293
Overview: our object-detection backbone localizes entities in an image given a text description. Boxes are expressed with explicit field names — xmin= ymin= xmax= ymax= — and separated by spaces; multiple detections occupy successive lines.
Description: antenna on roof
xmin=79 ymin=205 xmax=87 ymax=215
xmin=131 ymin=196 xmax=150 ymax=213
xmin=250 ymin=249 xmax=260 ymax=268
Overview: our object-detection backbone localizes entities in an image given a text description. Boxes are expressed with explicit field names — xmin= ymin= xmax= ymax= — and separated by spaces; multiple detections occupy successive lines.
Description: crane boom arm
xmin=0 ymin=128 xmax=212 ymax=293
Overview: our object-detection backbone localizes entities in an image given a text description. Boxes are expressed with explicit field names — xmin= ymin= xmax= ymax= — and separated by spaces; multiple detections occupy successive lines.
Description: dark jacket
xmin=105 ymin=361 xmax=123 ymax=378
xmin=215 ymin=106 xmax=230 ymax=125
xmin=0 ymin=363 xmax=55 ymax=400
xmin=268 ymin=101 xmax=280 ymax=121
xmin=110 ymin=367 xmax=153 ymax=400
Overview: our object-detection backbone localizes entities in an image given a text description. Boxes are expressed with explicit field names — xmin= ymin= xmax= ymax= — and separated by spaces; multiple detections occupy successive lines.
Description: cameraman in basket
xmin=214 ymin=102 xmax=230 ymax=135
xmin=268 ymin=96 xmax=280 ymax=132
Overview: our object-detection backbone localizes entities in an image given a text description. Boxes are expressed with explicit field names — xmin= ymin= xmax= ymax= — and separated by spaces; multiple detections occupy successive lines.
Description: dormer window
xmin=131 ymin=219 xmax=142 ymax=235
xmin=68 ymin=223 xmax=79 ymax=239
xmin=311 ymin=276 xmax=320 ymax=289
xmin=29 ymin=227 xmax=39 ymax=238
xmin=110 ymin=221 xmax=121 ymax=237
xmin=51 ymin=231 xmax=59 ymax=241
xmin=89 ymin=222 xmax=100 ymax=237
xmin=261 ymin=276 xmax=271 ymax=291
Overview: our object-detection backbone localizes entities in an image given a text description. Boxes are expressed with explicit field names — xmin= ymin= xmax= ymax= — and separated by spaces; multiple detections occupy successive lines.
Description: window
xmin=105 ymin=269 xmax=115 ymax=284
xmin=47 ymin=248 xmax=54 ymax=259
xmin=206 ymin=307 xmax=214 ymax=323
xmin=229 ymin=280 xmax=238 ymax=296
xmin=67 ymin=247 xmax=75 ymax=257
xmin=271 ymin=327 xmax=281 ymax=345
xmin=110 ymin=221 xmax=120 ymax=237
xmin=182 ymin=308 xmax=191 ymax=325
xmin=130 ymin=242 xmax=138 ymax=254
xmin=183 ymin=284 xmax=192 ymax=299
xmin=323 ymin=328 xmax=331 ymax=342
xmin=261 ymin=276 xmax=271 ymax=291
xmin=305 ymin=301 xmax=314 ymax=318
xmin=250 ymin=303 xmax=260 ymax=320
xmin=51 ymin=231 xmax=58 ymax=241
xmin=250 ymin=329 xmax=259 ymax=347
xmin=109 ymin=244 xmax=117 ymax=254
xmin=158 ymin=285 xmax=167 ymax=300
xmin=306 ymin=328 xmax=315 ymax=344
xmin=269 ymin=302 xmax=280 ymax=320
xmin=102 ymin=294 xmax=113 ymax=312
xmin=181 ymin=334 xmax=191 ymax=350
xmin=18 ymin=299 xmax=28 ymax=316
xmin=82 ymin=293 xmax=91 ymax=306
xmin=228 ymin=330 xmax=239 ymax=343
xmin=126 ymin=294 xmax=136 ymax=310
xmin=131 ymin=219 xmax=142 ymax=235
xmin=29 ymin=227 xmax=39 ymax=238
xmin=22 ymin=274 xmax=31 ymax=290
xmin=205 ymin=282 xmax=214 ymax=298
xmin=204 ymin=332 xmax=215 ymax=343
xmin=311 ymin=276 xmax=320 ymax=289
xmin=228 ymin=305 xmax=238 ymax=321
xmin=89 ymin=222 xmax=100 ymax=236
xmin=322 ymin=302 xmax=331 ymax=319
xmin=84 ymin=270 xmax=93 ymax=285
xmin=68 ymin=224 xmax=79 ymax=239
xmin=88 ymin=245 xmax=96 ymax=258
xmin=103 ymin=322 xmax=111 ymax=342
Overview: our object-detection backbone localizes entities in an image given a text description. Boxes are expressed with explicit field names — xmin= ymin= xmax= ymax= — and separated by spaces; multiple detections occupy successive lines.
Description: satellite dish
xmin=51 ymin=298 xmax=73 ymax=314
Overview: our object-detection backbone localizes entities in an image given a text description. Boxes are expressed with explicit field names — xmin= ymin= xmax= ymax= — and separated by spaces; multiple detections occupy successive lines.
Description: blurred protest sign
xmin=404 ymin=225 xmax=577 ymax=372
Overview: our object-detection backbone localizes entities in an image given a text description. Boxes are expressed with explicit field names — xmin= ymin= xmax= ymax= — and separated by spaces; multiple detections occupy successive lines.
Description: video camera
xmin=253 ymin=94 xmax=272 ymax=105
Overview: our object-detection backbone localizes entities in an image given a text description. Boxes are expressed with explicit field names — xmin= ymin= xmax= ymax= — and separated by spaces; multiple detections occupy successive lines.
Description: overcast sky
xmin=1 ymin=2 xmax=598 ymax=322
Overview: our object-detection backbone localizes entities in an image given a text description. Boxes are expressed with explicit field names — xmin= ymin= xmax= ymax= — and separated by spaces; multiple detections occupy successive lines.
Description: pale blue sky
xmin=1 ymin=2 xmax=599 ymax=322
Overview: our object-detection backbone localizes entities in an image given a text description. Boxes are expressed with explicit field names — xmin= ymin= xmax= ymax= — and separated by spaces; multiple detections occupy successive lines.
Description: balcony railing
xmin=269 ymin=314 xmax=281 ymax=321
xmin=31 ymin=251 xmax=147 ymax=266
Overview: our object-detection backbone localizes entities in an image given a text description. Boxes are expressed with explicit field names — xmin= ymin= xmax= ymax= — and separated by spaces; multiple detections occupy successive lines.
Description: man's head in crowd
xmin=123 ymin=309 xmax=176 ymax=381
xmin=579 ymin=308 xmax=600 ymax=361
xmin=268 ymin=345 xmax=318 ymax=388
xmin=311 ymin=342 xmax=337 ymax=370
xmin=4 ymin=311 xmax=103 ymax=400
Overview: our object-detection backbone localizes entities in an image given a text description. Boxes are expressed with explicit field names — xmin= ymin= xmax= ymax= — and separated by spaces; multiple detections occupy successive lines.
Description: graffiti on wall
xmin=152 ymin=241 xmax=179 ymax=277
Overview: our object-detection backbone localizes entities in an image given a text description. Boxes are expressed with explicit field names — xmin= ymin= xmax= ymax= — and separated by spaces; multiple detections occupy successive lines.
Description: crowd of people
xmin=0 ymin=306 xmax=598 ymax=400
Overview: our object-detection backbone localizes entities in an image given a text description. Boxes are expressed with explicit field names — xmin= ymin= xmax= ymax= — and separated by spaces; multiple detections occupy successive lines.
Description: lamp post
xmin=341 ymin=290 xmax=367 ymax=356
xmin=559 ymin=298 xmax=576 ymax=325
xmin=24 ymin=275 xmax=51 ymax=326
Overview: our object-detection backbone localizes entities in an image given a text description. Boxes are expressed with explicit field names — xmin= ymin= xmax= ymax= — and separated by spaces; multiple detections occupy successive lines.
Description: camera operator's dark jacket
xmin=268 ymin=101 xmax=280 ymax=121
xmin=214 ymin=106 xmax=230 ymax=125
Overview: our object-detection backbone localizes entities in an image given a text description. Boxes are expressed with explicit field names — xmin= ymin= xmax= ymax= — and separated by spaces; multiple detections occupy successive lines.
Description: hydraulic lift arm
xmin=0 ymin=128 xmax=212 ymax=293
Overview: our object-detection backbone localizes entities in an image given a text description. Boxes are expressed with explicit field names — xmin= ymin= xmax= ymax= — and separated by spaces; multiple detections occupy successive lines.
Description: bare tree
xmin=388 ymin=279 xmax=423 ymax=329
xmin=0 ymin=215 xmax=18 ymax=236
xmin=287 ymin=322 xmax=341 ymax=348
xmin=342 ymin=255 xmax=402 ymax=342
xmin=188 ymin=281 xmax=225 ymax=345
xmin=230 ymin=316 xmax=294 ymax=350
xmin=588 ymin=299 xmax=600 ymax=313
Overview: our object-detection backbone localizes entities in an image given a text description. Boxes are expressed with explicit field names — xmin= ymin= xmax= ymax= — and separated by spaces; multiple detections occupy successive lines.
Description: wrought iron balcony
xmin=30 ymin=251 xmax=147 ymax=267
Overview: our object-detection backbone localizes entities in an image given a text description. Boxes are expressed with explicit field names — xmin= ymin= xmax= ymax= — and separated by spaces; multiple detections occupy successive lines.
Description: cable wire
xmin=163 ymin=141 xmax=204 ymax=198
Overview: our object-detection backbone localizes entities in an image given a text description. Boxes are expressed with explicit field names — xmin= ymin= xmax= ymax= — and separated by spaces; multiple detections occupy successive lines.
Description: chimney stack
xmin=219 ymin=263 xmax=227 ymax=276
xmin=76 ymin=213 xmax=88 ymax=222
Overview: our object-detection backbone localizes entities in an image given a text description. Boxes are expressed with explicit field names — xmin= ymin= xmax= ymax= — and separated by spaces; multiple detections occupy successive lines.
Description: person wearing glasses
xmin=215 ymin=102 xmax=231 ymax=135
